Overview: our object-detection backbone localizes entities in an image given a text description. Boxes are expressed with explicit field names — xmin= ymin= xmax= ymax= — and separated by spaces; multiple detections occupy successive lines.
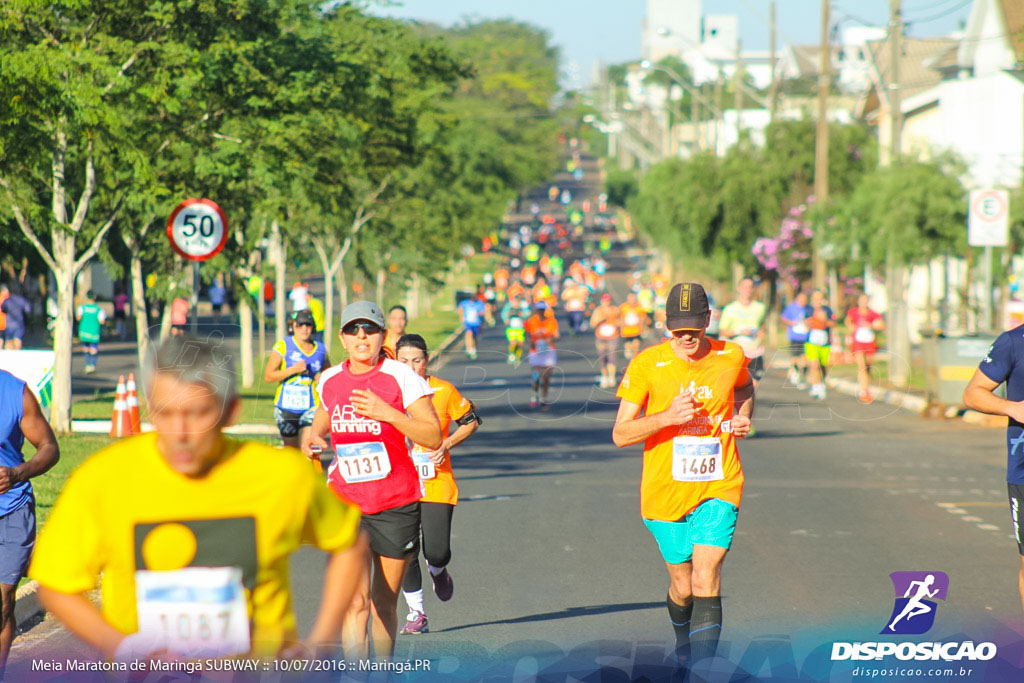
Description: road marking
xmin=978 ymin=524 xmax=1000 ymax=531
xmin=962 ymin=516 xmax=983 ymax=522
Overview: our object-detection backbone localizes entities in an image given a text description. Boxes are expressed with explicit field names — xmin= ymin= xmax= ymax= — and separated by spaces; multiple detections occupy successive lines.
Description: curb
xmin=15 ymin=580 xmax=43 ymax=633
xmin=428 ymin=326 xmax=466 ymax=373
xmin=72 ymin=420 xmax=279 ymax=436
xmin=824 ymin=376 xmax=930 ymax=414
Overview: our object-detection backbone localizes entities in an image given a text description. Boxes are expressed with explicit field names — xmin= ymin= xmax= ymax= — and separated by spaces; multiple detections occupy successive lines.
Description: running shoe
xmin=507 ymin=353 xmax=515 ymax=364
xmin=529 ymin=395 xmax=539 ymax=409
xmin=858 ymin=391 xmax=873 ymax=404
xmin=401 ymin=611 xmax=429 ymax=634
xmin=431 ymin=568 xmax=454 ymax=602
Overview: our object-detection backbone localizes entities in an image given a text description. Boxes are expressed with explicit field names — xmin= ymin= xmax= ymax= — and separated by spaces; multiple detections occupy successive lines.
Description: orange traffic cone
xmin=126 ymin=372 xmax=142 ymax=433
xmin=110 ymin=375 xmax=134 ymax=438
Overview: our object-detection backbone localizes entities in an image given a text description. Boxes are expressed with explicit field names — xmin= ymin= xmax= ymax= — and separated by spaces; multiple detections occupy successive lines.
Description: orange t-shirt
xmin=620 ymin=303 xmax=647 ymax=338
xmin=617 ymin=339 xmax=750 ymax=521
xmin=411 ymin=376 xmax=472 ymax=505
xmin=524 ymin=313 xmax=558 ymax=351
xmin=383 ymin=329 xmax=401 ymax=358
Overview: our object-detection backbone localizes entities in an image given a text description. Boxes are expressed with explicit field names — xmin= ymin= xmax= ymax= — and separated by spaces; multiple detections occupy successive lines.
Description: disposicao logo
xmin=831 ymin=571 xmax=997 ymax=663
xmin=881 ymin=571 xmax=948 ymax=635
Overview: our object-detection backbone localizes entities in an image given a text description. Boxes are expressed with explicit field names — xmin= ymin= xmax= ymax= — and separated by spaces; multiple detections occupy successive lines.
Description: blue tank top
xmin=0 ymin=371 xmax=32 ymax=514
xmin=273 ymin=336 xmax=328 ymax=412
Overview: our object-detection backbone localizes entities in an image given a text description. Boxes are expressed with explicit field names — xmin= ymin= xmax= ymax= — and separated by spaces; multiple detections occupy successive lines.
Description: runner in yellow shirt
xmin=613 ymin=283 xmax=754 ymax=670
xmin=30 ymin=335 xmax=367 ymax=662
xmin=394 ymin=334 xmax=481 ymax=634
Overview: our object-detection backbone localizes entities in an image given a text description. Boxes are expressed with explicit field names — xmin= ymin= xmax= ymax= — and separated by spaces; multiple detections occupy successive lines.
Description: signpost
xmin=166 ymin=199 xmax=229 ymax=334
xmin=968 ymin=189 xmax=1009 ymax=332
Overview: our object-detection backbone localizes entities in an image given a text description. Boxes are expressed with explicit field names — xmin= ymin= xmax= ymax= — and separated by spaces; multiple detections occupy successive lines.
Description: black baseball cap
xmin=665 ymin=282 xmax=711 ymax=330
xmin=293 ymin=310 xmax=315 ymax=326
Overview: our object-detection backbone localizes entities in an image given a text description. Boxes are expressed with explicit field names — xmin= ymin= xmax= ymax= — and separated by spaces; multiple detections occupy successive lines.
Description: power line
xmin=904 ymin=0 xmax=972 ymax=24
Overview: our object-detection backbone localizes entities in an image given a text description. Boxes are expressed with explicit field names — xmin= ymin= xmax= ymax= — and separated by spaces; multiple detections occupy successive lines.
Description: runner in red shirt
xmin=304 ymin=301 xmax=441 ymax=658
xmin=845 ymin=294 xmax=885 ymax=404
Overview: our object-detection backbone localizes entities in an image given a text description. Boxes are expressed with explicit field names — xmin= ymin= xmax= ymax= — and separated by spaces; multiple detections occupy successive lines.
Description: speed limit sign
xmin=166 ymin=198 xmax=229 ymax=261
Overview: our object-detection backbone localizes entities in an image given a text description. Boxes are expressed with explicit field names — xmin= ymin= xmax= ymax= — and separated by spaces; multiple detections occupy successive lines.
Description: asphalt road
xmin=14 ymin=155 xmax=1024 ymax=681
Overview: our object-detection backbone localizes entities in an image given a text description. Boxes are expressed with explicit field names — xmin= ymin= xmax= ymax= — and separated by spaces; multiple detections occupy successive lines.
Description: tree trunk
xmin=50 ymin=231 xmax=76 ymax=434
xmin=271 ymin=220 xmax=287 ymax=341
xmin=129 ymin=247 xmax=150 ymax=371
xmin=238 ymin=287 xmax=254 ymax=388
xmin=338 ymin=265 xmax=349 ymax=313
xmin=406 ymin=273 xmax=420 ymax=320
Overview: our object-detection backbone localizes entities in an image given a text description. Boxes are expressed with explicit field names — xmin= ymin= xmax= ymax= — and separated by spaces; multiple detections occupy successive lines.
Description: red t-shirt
xmin=317 ymin=358 xmax=433 ymax=515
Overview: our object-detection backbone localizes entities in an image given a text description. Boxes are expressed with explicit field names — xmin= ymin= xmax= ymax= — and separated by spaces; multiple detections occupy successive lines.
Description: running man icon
xmin=882 ymin=571 xmax=949 ymax=635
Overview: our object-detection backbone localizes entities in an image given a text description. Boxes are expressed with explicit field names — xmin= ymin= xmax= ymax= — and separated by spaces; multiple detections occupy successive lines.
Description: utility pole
xmin=692 ymin=77 xmax=701 ymax=152
xmin=715 ymin=69 xmax=724 ymax=155
xmin=886 ymin=0 xmax=911 ymax=386
xmin=735 ymin=40 xmax=744 ymax=143
xmin=812 ymin=0 xmax=830 ymax=290
xmin=769 ymin=1 xmax=778 ymax=124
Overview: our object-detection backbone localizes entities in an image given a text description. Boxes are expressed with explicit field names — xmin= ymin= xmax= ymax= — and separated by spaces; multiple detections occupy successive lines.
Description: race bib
xmin=854 ymin=326 xmax=876 ymax=344
xmin=280 ymin=382 xmax=313 ymax=412
xmin=671 ymin=437 xmax=724 ymax=483
xmin=509 ymin=318 xmax=524 ymax=329
xmin=624 ymin=313 xmax=641 ymax=327
xmin=791 ymin=322 xmax=808 ymax=335
xmin=535 ymin=339 xmax=552 ymax=353
xmin=808 ymin=328 xmax=829 ymax=346
xmin=135 ymin=567 xmax=250 ymax=658
xmin=411 ymin=445 xmax=437 ymax=480
xmin=596 ymin=323 xmax=617 ymax=339
xmin=331 ymin=441 xmax=391 ymax=483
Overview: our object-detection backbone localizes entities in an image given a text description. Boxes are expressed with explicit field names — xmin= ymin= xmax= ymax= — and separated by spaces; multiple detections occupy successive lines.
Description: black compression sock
xmin=689 ymin=596 xmax=723 ymax=663
xmin=666 ymin=594 xmax=693 ymax=654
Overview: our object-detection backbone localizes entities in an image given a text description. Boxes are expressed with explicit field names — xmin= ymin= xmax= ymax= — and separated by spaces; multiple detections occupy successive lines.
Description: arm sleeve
xmin=980 ymin=332 xmax=1014 ymax=384
xmin=28 ymin=463 xmax=104 ymax=594
xmin=616 ymin=355 xmax=650 ymax=404
xmin=394 ymin=363 xmax=433 ymax=409
xmin=301 ymin=471 xmax=361 ymax=553
xmin=447 ymin=386 xmax=473 ymax=423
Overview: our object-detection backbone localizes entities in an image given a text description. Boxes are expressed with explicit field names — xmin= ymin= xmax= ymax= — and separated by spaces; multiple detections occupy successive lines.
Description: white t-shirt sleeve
xmin=98 ymin=309 xmax=107 ymax=323
xmin=382 ymin=359 xmax=434 ymax=409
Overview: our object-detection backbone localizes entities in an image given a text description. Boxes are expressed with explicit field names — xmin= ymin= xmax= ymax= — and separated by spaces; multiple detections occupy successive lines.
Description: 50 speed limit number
xmin=167 ymin=198 xmax=229 ymax=261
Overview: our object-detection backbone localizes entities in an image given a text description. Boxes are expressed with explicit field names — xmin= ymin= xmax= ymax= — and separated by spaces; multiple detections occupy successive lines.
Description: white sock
xmin=427 ymin=563 xmax=446 ymax=577
xmin=404 ymin=589 xmax=424 ymax=615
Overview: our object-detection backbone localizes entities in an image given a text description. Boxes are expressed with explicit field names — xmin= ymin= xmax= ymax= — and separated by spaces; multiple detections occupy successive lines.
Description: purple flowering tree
xmin=752 ymin=200 xmax=816 ymax=292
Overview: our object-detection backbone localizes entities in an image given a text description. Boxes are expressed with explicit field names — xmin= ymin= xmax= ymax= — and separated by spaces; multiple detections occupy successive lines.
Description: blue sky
xmin=370 ymin=0 xmax=974 ymax=87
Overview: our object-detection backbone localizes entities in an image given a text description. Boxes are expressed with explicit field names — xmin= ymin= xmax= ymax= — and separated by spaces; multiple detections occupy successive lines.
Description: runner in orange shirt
xmin=619 ymin=291 xmax=650 ymax=361
xmin=382 ymin=305 xmax=407 ymax=359
xmin=612 ymin=282 xmax=754 ymax=669
xmin=590 ymin=293 xmax=620 ymax=389
xmin=394 ymin=335 xmax=481 ymax=635
xmin=524 ymin=302 xmax=560 ymax=408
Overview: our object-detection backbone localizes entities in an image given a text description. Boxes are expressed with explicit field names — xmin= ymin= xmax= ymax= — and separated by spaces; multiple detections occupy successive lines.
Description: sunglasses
xmin=294 ymin=322 xmax=314 ymax=328
xmin=342 ymin=321 xmax=383 ymax=336
xmin=671 ymin=328 xmax=703 ymax=338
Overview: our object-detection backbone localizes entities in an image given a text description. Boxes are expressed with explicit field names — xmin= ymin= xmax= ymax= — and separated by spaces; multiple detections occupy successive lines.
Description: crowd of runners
xmin=0 ymin=138 xmax=933 ymax=682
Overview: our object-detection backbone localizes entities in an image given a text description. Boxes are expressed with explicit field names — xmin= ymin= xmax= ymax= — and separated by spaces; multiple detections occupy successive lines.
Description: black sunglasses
xmin=294 ymin=321 xmax=314 ymax=328
xmin=670 ymin=328 xmax=703 ymax=338
xmin=342 ymin=321 xmax=383 ymax=336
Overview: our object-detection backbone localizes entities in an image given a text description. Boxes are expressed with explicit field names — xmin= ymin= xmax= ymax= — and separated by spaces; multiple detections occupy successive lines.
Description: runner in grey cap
xmin=341 ymin=301 xmax=386 ymax=330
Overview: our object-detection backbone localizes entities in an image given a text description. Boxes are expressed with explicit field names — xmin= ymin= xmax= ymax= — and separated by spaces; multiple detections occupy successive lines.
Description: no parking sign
xmin=968 ymin=189 xmax=1009 ymax=247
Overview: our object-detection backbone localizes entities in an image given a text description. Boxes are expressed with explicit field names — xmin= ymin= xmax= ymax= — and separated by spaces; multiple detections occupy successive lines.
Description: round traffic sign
xmin=166 ymin=198 xmax=229 ymax=261
xmin=971 ymin=190 xmax=1007 ymax=222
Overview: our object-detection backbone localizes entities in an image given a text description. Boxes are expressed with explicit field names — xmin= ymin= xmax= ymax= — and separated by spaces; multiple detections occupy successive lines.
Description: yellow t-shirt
xmin=29 ymin=434 xmax=361 ymax=656
xmin=616 ymin=339 xmax=750 ymax=521
xmin=412 ymin=376 xmax=473 ymax=506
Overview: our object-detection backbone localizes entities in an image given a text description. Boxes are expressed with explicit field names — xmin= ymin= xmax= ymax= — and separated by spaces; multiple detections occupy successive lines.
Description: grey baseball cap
xmin=340 ymin=301 xmax=386 ymax=330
